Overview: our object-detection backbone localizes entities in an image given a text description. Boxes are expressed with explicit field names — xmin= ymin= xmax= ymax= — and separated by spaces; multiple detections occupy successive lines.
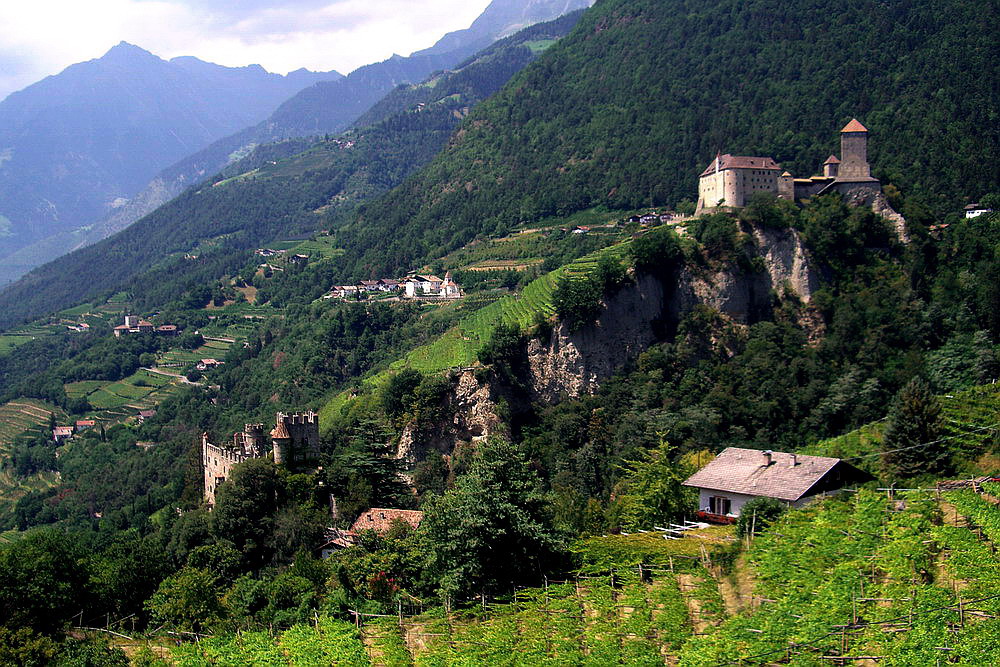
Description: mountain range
xmin=0 ymin=45 xmax=342 ymax=284
xmin=0 ymin=0 xmax=594 ymax=286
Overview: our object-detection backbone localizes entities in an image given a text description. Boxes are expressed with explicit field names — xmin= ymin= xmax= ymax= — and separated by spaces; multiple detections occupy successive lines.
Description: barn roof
xmin=682 ymin=447 xmax=846 ymax=501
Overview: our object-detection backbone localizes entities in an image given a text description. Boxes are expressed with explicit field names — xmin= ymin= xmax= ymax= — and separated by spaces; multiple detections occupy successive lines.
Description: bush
xmin=553 ymin=275 xmax=602 ymax=330
xmin=736 ymin=497 xmax=786 ymax=538
xmin=631 ymin=227 xmax=682 ymax=276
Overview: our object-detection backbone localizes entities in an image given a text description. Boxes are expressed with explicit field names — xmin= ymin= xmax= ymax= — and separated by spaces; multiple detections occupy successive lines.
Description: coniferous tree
xmin=880 ymin=377 xmax=948 ymax=479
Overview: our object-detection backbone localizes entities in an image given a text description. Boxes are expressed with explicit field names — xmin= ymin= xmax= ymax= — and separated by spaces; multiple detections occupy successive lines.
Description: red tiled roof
xmin=75 ymin=420 xmax=96 ymax=427
xmin=271 ymin=421 xmax=290 ymax=439
xmin=350 ymin=508 xmax=424 ymax=534
xmin=840 ymin=118 xmax=868 ymax=133
xmin=823 ymin=155 xmax=841 ymax=164
xmin=114 ymin=325 xmax=129 ymax=330
xmin=138 ymin=320 xmax=153 ymax=326
xmin=700 ymin=154 xmax=780 ymax=177
xmin=53 ymin=427 xmax=74 ymax=436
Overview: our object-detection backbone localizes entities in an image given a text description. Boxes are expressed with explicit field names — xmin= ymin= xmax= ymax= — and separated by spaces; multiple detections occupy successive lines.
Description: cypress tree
xmin=880 ymin=377 xmax=948 ymax=479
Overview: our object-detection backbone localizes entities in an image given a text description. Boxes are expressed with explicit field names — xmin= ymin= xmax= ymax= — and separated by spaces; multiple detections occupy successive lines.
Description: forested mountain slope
xmin=0 ymin=43 xmax=341 ymax=283
xmin=70 ymin=0 xmax=595 ymax=264
xmin=335 ymin=0 xmax=998 ymax=279
xmin=0 ymin=14 xmax=584 ymax=330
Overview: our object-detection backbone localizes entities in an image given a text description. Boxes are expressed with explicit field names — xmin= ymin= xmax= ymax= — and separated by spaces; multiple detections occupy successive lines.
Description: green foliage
xmin=145 ymin=567 xmax=224 ymax=633
xmin=421 ymin=438 xmax=562 ymax=598
xmin=0 ymin=529 xmax=92 ymax=634
xmin=611 ymin=438 xmax=696 ymax=532
xmin=880 ymin=377 xmax=948 ymax=479
xmin=734 ymin=497 xmax=786 ymax=538
xmin=381 ymin=369 xmax=423 ymax=422
xmin=631 ymin=226 xmax=683 ymax=277
xmin=211 ymin=459 xmax=280 ymax=569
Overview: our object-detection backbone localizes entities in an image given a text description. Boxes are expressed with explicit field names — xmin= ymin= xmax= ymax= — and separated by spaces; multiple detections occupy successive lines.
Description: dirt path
xmin=676 ymin=574 xmax=712 ymax=635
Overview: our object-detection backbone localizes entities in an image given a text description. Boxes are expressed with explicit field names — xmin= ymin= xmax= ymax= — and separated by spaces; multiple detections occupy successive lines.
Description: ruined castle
xmin=696 ymin=119 xmax=883 ymax=213
xmin=202 ymin=412 xmax=320 ymax=506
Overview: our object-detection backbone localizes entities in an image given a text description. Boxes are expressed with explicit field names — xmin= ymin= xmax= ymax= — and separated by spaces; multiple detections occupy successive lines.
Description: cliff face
xmin=528 ymin=222 xmax=821 ymax=401
xmin=396 ymin=370 xmax=508 ymax=468
xmin=399 ymin=222 xmax=822 ymax=461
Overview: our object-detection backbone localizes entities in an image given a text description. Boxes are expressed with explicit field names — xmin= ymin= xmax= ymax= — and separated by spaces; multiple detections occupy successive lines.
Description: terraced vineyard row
xmin=170 ymin=616 xmax=369 ymax=666
xmin=805 ymin=381 xmax=1000 ymax=468
xmin=681 ymin=490 xmax=1000 ymax=665
xmin=0 ymin=400 xmax=64 ymax=449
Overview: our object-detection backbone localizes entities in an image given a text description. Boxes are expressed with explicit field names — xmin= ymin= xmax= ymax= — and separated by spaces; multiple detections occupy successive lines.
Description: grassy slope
xmin=803 ymin=382 xmax=1000 ymax=475
xmin=317 ymin=237 xmax=635 ymax=434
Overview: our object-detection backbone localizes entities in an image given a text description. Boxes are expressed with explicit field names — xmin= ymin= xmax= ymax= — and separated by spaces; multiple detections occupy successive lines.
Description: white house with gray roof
xmin=682 ymin=447 xmax=871 ymax=521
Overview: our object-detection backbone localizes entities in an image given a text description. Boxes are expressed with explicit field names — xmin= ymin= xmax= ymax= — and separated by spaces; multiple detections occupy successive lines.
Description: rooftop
xmin=840 ymin=118 xmax=868 ymax=133
xmin=683 ymin=447 xmax=847 ymax=501
xmin=700 ymin=154 xmax=781 ymax=177
xmin=823 ymin=155 xmax=841 ymax=164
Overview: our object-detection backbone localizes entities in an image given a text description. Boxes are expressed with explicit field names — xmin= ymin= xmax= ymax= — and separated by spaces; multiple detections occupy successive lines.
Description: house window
xmin=709 ymin=496 xmax=731 ymax=515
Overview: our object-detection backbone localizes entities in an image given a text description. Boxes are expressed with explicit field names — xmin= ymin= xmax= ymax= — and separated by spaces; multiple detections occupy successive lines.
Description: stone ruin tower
xmin=270 ymin=411 xmax=320 ymax=466
xmin=203 ymin=412 xmax=320 ymax=506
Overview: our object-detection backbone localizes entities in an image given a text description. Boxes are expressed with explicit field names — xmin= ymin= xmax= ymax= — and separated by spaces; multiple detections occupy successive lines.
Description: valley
xmin=0 ymin=0 xmax=996 ymax=663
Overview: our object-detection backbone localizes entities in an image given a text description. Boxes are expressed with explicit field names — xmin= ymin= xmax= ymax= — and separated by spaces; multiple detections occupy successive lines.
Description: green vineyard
xmin=158 ymin=488 xmax=1000 ymax=665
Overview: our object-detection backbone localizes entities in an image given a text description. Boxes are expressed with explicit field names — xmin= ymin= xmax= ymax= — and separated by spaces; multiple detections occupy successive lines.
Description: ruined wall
xmin=202 ymin=435 xmax=255 ymax=506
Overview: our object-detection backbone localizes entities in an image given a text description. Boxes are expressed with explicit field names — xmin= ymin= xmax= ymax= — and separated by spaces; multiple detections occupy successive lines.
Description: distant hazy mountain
xmin=0 ymin=43 xmax=341 ymax=283
xmin=62 ymin=0 xmax=598 ymax=270
xmin=415 ymin=0 xmax=594 ymax=57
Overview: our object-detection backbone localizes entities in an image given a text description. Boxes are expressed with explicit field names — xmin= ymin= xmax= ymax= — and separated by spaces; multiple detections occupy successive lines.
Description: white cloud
xmin=0 ymin=0 xmax=492 ymax=100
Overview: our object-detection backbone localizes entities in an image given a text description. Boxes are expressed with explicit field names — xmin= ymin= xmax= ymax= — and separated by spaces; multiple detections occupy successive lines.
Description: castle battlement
xmin=202 ymin=412 xmax=321 ymax=506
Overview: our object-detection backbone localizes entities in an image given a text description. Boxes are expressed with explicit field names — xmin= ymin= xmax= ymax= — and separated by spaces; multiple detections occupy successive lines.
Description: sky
xmin=0 ymin=0 xmax=494 ymax=101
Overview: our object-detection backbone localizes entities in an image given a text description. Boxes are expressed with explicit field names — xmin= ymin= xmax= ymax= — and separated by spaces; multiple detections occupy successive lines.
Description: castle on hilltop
xmin=696 ymin=119 xmax=883 ymax=214
xmin=202 ymin=412 xmax=320 ymax=506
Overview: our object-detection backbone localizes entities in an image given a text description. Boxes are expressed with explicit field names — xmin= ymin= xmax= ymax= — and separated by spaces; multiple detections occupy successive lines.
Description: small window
xmin=709 ymin=496 xmax=732 ymax=515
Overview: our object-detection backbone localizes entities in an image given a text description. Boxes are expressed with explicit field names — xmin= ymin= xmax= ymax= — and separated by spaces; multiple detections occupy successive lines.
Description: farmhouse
xmin=52 ymin=426 xmax=74 ymax=443
xmin=113 ymin=314 xmax=176 ymax=337
xmin=965 ymin=203 xmax=993 ymax=219
xmin=682 ymin=448 xmax=871 ymax=522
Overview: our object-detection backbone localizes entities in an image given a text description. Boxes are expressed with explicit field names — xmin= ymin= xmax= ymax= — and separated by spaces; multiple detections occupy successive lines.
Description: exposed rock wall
xmin=399 ymin=222 xmax=824 ymax=461
xmin=396 ymin=370 xmax=507 ymax=467
xmin=527 ymin=222 xmax=821 ymax=401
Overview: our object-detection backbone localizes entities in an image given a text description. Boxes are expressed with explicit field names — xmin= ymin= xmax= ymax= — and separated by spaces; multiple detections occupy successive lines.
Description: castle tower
xmin=823 ymin=155 xmax=840 ymax=178
xmin=838 ymin=119 xmax=871 ymax=180
xmin=242 ymin=423 xmax=267 ymax=456
xmin=777 ymin=171 xmax=794 ymax=200
xmin=271 ymin=419 xmax=291 ymax=466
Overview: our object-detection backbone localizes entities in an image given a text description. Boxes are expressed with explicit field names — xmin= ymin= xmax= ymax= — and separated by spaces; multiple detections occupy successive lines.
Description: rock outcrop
xmin=400 ymin=221 xmax=824 ymax=460
xmin=527 ymin=222 xmax=822 ymax=401
xmin=396 ymin=369 xmax=508 ymax=467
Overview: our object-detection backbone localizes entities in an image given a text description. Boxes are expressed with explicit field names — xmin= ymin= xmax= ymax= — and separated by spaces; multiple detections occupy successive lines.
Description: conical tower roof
xmin=823 ymin=155 xmax=841 ymax=164
xmin=840 ymin=118 xmax=868 ymax=133
xmin=271 ymin=421 xmax=290 ymax=439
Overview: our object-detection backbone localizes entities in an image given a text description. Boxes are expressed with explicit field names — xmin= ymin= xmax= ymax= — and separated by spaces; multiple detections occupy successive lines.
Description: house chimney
xmin=763 ymin=450 xmax=772 ymax=466
xmin=790 ymin=453 xmax=798 ymax=467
